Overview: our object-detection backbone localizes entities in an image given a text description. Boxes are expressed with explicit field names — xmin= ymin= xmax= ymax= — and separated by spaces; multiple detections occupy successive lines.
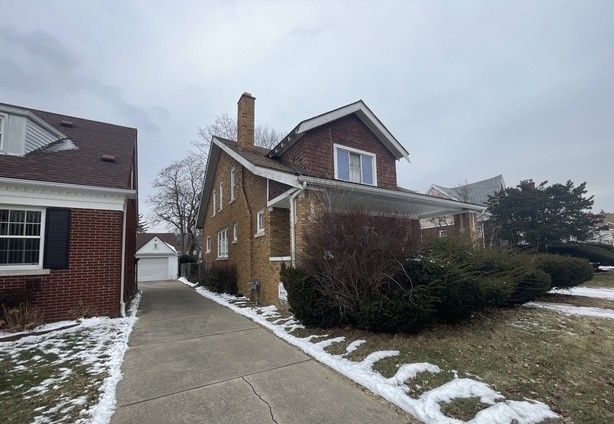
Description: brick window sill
xmin=0 ymin=268 xmax=51 ymax=277
xmin=216 ymin=257 xmax=228 ymax=261
xmin=254 ymin=231 xmax=265 ymax=239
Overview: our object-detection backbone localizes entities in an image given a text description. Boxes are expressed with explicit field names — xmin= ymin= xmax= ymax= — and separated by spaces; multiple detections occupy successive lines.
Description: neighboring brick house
xmin=196 ymin=93 xmax=484 ymax=306
xmin=422 ymin=175 xmax=506 ymax=243
xmin=0 ymin=103 xmax=138 ymax=322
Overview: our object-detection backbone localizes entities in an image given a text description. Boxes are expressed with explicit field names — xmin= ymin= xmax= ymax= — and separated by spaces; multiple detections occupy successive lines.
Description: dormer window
xmin=334 ymin=144 xmax=377 ymax=186
xmin=0 ymin=113 xmax=6 ymax=151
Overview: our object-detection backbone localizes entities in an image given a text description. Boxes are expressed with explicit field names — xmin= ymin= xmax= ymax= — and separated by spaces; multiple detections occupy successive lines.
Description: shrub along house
xmin=0 ymin=103 xmax=138 ymax=322
xmin=196 ymin=93 xmax=484 ymax=305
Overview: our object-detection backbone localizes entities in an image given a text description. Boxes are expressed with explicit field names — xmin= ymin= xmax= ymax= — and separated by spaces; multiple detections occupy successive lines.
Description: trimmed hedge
xmin=546 ymin=242 xmax=614 ymax=266
xmin=282 ymin=238 xmax=556 ymax=333
xmin=199 ymin=263 xmax=238 ymax=295
xmin=535 ymin=254 xmax=594 ymax=289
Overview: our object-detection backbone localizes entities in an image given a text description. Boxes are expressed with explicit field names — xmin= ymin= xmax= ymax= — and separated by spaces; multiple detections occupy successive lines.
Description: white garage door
xmin=138 ymin=257 xmax=169 ymax=281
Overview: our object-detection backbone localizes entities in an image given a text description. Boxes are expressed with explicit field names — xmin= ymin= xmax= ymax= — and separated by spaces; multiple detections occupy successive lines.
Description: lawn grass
xmin=299 ymin=307 xmax=613 ymax=423
xmin=541 ymin=293 xmax=614 ymax=310
xmin=583 ymin=271 xmax=614 ymax=288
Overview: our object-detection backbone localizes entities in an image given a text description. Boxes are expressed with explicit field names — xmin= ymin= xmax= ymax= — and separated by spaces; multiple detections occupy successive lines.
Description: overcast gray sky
xmin=1 ymin=0 xmax=612 ymax=227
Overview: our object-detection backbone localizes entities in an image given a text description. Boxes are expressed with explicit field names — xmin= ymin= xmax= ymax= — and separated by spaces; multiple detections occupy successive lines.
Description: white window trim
xmin=255 ymin=209 xmax=265 ymax=237
xmin=217 ymin=228 xmax=228 ymax=259
xmin=230 ymin=168 xmax=236 ymax=203
xmin=219 ymin=182 xmax=223 ymax=211
xmin=206 ymin=236 xmax=211 ymax=253
xmin=212 ymin=190 xmax=216 ymax=217
xmin=232 ymin=222 xmax=238 ymax=244
xmin=0 ymin=206 xmax=46 ymax=272
xmin=333 ymin=143 xmax=378 ymax=186
xmin=0 ymin=113 xmax=6 ymax=151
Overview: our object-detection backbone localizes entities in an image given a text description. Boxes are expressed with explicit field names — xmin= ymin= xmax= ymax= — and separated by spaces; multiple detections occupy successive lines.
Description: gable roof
xmin=267 ymin=100 xmax=410 ymax=162
xmin=429 ymin=175 xmax=505 ymax=206
xmin=0 ymin=103 xmax=137 ymax=190
xmin=136 ymin=233 xmax=178 ymax=251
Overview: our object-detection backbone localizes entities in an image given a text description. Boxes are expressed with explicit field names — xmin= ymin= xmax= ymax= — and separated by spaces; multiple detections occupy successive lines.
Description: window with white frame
xmin=256 ymin=210 xmax=265 ymax=235
xmin=206 ymin=236 xmax=211 ymax=253
xmin=0 ymin=208 xmax=44 ymax=267
xmin=0 ymin=114 xmax=5 ymax=151
xmin=217 ymin=228 xmax=228 ymax=258
xmin=212 ymin=190 xmax=216 ymax=216
xmin=219 ymin=182 xmax=223 ymax=211
xmin=232 ymin=222 xmax=238 ymax=243
xmin=334 ymin=144 xmax=377 ymax=185
xmin=230 ymin=168 xmax=236 ymax=202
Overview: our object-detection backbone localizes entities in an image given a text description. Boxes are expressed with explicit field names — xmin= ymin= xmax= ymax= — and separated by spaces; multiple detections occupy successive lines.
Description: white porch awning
xmin=297 ymin=176 xmax=485 ymax=219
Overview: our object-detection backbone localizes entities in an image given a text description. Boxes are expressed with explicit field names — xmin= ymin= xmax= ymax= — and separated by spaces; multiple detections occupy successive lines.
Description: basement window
xmin=334 ymin=144 xmax=377 ymax=186
xmin=217 ymin=229 xmax=228 ymax=259
xmin=0 ymin=208 xmax=45 ymax=269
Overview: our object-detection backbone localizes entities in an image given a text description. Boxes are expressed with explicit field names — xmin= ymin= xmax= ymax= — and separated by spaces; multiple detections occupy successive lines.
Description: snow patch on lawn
xmin=0 ymin=292 xmax=141 ymax=424
xmin=549 ymin=286 xmax=614 ymax=301
xmin=344 ymin=339 xmax=366 ymax=355
xmin=191 ymin=283 xmax=558 ymax=424
xmin=0 ymin=320 xmax=78 ymax=339
xmin=525 ymin=302 xmax=614 ymax=319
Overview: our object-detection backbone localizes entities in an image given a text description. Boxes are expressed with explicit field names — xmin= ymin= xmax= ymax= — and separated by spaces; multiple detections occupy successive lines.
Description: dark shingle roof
xmin=136 ymin=233 xmax=178 ymax=251
xmin=432 ymin=175 xmax=505 ymax=205
xmin=0 ymin=103 xmax=136 ymax=189
xmin=215 ymin=137 xmax=303 ymax=175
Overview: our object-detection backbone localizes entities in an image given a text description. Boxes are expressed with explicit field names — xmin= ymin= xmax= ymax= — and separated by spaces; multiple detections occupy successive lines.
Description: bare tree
xmin=148 ymin=155 xmax=203 ymax=255
xmin=192 ymin=113 xmax=283 ymax=159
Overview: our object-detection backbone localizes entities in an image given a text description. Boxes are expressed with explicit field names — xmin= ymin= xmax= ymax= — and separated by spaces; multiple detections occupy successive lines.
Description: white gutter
xmin=119 ymin=199 xmax=127 ymax=317
xmin=289 ymin=187 xmax=304 ymax=267
xmin=0 ymin=176 xmax=138 ymax=197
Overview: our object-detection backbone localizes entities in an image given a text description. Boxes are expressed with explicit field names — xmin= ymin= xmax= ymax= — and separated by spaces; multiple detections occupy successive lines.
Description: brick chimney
xmin=237 ymin=92 xmax=255 ymax=149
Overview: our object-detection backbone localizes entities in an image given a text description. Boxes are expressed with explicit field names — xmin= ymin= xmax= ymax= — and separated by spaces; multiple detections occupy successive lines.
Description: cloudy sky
xmin=1 ymin=0 xmax=612 ymax=227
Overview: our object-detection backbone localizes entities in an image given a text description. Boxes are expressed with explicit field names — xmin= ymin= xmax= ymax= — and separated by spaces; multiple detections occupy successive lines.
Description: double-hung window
xmin=206 ymin=236 xmax=211 ymax=253
xmin=256 ymin=210 xmax=265 ymax=235
xmin=219 ymin=183 xmax=223 ymax=211
xmin=230 ymin=168 xmax=236 ymax=202
xmin=212 ymin=190 xmax=216 ymax=217
xmin=334 ymin=144 xmax=377 ymax=185
xmin=0 ymin=208 xmax=44 ymax=268
xmin=217 ymin=229 xmax=228 ymax=259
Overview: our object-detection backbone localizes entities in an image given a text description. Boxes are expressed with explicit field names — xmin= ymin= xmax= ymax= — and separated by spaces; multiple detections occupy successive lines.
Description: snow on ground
xmin=0 ymin=292 xmax=141 ymax=424
xmin=549 ymin=286 xmax=614 ymax=301
xmin=598 ymin=266 xmax=614 ymax=271
xmin=178 ymin=277 xmax=197 ymax=287
xmin=188 ymin=282 xmax=558 ymax=424
xmin=525 ymin=302 xmax=614 ymax=319
xmin=0 ymin=320 xmax=78 ymax=339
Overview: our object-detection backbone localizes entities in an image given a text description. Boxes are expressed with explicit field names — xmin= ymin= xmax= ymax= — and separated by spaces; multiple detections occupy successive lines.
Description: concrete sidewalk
xmin=112 ymin=281 xmax=412 ymax=424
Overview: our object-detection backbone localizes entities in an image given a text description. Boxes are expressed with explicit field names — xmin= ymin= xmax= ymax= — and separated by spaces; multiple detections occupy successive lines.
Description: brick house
xmin=196 ymin=93 xmax=484 ymax=306
xmin=421 ymin=175 xmax=506 ymax=243
xmin=0 ymin=103 xmax=138 ymax=322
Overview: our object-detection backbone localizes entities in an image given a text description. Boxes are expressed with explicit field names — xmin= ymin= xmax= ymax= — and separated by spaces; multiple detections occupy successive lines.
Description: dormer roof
xmin=267 ymin=100 xmax=410 ymax=162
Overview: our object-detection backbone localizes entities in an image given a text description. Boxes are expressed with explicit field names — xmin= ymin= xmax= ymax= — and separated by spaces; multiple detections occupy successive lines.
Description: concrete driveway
xmin=112 ymin=281 xmax=412 ymax=424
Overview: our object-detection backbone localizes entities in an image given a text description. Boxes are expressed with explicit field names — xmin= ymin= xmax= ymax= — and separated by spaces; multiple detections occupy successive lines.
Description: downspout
xmin=119 ymin=198 xmax=127 ymax=317
xmin=289 ymin=185 xmax=304 ymax=267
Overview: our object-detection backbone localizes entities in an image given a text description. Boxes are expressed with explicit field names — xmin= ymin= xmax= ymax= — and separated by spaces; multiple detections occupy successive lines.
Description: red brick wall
xmin=0 ymin=208 xmax=123 ymax=322
xmin=280 ymin=114 xmax=398 ymax=189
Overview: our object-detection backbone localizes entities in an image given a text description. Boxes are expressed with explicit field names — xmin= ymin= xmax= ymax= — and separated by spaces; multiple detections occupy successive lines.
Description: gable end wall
xmin=280 ymin=114 xmax=398 ymax=189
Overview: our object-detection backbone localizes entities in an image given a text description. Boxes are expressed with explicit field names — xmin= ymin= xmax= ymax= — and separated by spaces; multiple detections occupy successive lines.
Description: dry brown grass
xmin=300 ymin=307 xmax=613 ymax=423
xmin=583 ymin=272 xmax=614 ymax=288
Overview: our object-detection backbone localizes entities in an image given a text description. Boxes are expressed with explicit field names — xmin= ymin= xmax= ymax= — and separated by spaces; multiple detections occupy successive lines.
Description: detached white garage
xmin=136 ymin=233 xmax=179 ymax=282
